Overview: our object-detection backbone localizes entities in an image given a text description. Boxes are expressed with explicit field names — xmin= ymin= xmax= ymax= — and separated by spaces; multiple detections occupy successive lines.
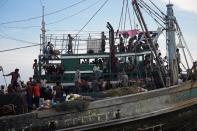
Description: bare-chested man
xmin=4 ymin=68 xmax=20 ymax=86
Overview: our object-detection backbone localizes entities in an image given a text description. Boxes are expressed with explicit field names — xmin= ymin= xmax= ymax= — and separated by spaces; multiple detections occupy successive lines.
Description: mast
xmin=39 ymin=6 xmax=46 ymax=79
xmin=166 ymin=4 xmax=178 ymax=85
xmin=41 ymin=6 xmax=46 ymax=54
xmin=132 ymin=0 xmax=165 ymax=88
xmin=107 ymin=22 xmax=115 ymax=74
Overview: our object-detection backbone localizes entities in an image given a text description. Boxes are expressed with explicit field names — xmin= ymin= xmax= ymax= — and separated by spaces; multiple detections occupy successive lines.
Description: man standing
xmin=68 ymin=34 xmax=74 ymax=54
xmin=46 ymin=42 xmax=54 ymax=55
xmin=27 ymin=77 xmax=33 ymax=85
xmin=33 ymin=81 xmax=41 ymax=109
xmin=26 ymin=81 xmax=33 ymax=111
xmin=101 ymin=32 xmax=106 ymax=53
xmin=74 ymin=68 xmax=81 ymax=94
xmin=93 ymin=64 xmax=101 ymax=80
xmin=33 ymin=59 xmax=39 ymax=80
xmin=4 ymin=68 xmax=20 ymax=87
xmin=53 ymin=81 xmax=63 ymax=101
xmin=176 ymin=48 xmax=181 ymax=73
xmin=0 ymin=85 xmax=5 ymax=94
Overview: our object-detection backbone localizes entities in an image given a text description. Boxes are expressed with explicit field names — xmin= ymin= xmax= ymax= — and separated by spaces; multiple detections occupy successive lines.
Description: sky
xmin=0 ymin=0 xmax=197 ymax=85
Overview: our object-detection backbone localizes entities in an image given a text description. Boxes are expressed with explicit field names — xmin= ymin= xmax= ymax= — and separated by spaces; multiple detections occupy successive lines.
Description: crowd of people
xmin=100 ymin=31 xmax=158 ymax=54
xmin=0 ymin=67 xmax=66 ymax=112
xmin=42 ymin=31 xmax=158 ymax=56
xmin=43 ymin=64 xmax=64 ymax=81
xmin=0 ymin=30 xmax=186 ymax=114
xmin=0 ymin=66 xmax=116 ymax=113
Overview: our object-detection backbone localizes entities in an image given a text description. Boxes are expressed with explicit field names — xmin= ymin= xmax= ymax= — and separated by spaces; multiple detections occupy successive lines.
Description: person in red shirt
xmin=32 ymin=81 xmax=41 ymax=108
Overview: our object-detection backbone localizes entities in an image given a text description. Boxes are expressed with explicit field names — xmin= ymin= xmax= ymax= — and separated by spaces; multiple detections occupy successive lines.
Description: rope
xmin=0 ymin=32 xmax=40 ymax=53
xmin=1 ymin=0 xmax=101 ymax=29
xmin=0 ymin=0 xmax=89 ymax=25
xmin=0 ymin=31 xmax=39 ymax=45
xmin=176 ymin=29 xmax=190 ymax=70
xmin=139 ymin=2 xmax=165 ymax=29
xmin=123 ymin=0 xmax=129 ymax=31
xmin=118 ymin=0 xmax=125 ymax=32
xmin=138 ymin=0 xmax=165 ymax=24
xmin=39 ymin=0 xmax=43 ymax=7
xmin=140 ymin=0 xmax=165 ymax=20
xmin=148 ymin=0 xmax=166 ymax=17
xmin=75 ymin=0 xmax=110 ymax=37
xmin=175 ymin=21 xmax=194 ymax=62
xmin=127 ymin=0 xmax=133 ymax=29
xmin=0 ymin=44 xmax=40 ymax=53
xmin=133 ymin=2 xmax=166 ymax=87
xmin=47 ymin=0 xmax=101 ymax=25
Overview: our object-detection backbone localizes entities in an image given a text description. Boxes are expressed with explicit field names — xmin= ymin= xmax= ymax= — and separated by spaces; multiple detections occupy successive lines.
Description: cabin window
xmin=118 ymin=57 xmax=126 ymax=63
xmin=138 ymin=56 xmax=143 ymax=61
xmin=89 ymin=59 xmax=96 ymax=64
xmin=80 ymin=58 xmax=107 ymax=65
xmin=80 ymin=59 xmax=89 ymax=64
xmin=48 ymin=60 xmax=61 ymax=64
xmin=126 ymin=56 xmax=133 ymax=63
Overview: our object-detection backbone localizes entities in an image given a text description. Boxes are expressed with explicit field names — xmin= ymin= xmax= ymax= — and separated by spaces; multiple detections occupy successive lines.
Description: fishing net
xmin=104 ymin=87 xmax=139 ymax=97
xmin=56 ymin=99 xmax=89 ymax=112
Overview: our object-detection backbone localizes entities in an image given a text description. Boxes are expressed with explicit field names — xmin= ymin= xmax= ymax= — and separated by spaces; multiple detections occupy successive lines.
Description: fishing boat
xmin=0 ymin=0 xmax=197 ymax=130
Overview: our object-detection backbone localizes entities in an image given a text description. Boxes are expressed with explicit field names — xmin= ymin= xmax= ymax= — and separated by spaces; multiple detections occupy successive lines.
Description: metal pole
xmin=177 ymin=31 xmax=190 ymax=70
xmin=41 ymin=6 xmax=46 ymax=54
xmin=133 ymin=0 xmax=165 ymax=87
xmin=0 ymin=66 xmax=8 ymax=87
xmin=2 ymin=71 xmax=8 ymax=88
xmin=61 ymin=34 xmax=65 ymax=55
xmin=166 ymin=4 xmax=178 ymax=85
xmin=40 ymin=6 xmax=46 ymax=79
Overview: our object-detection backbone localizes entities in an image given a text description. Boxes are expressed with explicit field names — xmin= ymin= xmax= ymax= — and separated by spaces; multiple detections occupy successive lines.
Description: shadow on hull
xmin=89 ymin=105 xmax=197 ymax=131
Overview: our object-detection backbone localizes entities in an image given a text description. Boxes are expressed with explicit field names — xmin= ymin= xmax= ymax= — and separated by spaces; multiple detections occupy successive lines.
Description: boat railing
xmin=40 ymin=32 xmax=154 ymax=56
xmin=40 ymin=33 xmax=111 ymax=55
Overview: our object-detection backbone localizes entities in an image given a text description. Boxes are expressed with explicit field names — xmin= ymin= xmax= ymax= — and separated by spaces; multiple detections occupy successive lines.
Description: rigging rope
xmin=75 ymin=0 xmax=110 ymax=37
xmin=0 ymin=31 xmax=39 ymax=45
xmin=0 ymin=0 xmax=89 ymax=25
xmin=0 ymin=44 xmax=40 ymax=53
xmin=127 ymin=0 xmax=133 ymax=29
xmin=133 ymin=1 xmax=166 ymax=87
xmin=140 ymin=0 xmax=165 ymax=20
xmin=46 ymin=0 xmax=101 ymax=25
xmin=138 ymin=2 xmax=165 ymax=29
xmin=123 ymin=0 xmax=128 ymax=30
xmin=39 ymin=0 xmax=43 ymax=7
xmin=2 ymin=25 xmax=40 ymax=29
xmin=148 ymin=0 xmax=166 ymax=17
xmin=118 ymin=0 xmax=125 ymax=32
xmin=175 ymin=21 xmax=194 ymax=62
xmin=176 ymin=31 xmax=190 ymax=70
xmin=0 ymin=31 xmax=40 ymax=53
xmin=138 ymin=0 xmax=165 ymax=24
xmin=2 ymin=0 xmax=103 ymax=30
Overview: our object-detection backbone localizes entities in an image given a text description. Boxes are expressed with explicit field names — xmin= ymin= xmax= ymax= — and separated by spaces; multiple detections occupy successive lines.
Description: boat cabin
xmin=38 ymin=29 xmax=158 ymax=85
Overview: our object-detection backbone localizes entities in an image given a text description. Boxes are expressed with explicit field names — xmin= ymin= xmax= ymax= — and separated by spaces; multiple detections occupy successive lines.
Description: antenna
xmin=41 ymin=6 xmax=46 ymax=54
xmin=169 ymin=0 xmax=171 ymax=4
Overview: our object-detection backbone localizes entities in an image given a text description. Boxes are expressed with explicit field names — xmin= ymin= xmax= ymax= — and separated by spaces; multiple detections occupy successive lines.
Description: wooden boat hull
xmin=0 ymin=81 xmax=197 ymax=130
xmin=58 ymin=80 xmax=197 ymax=130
